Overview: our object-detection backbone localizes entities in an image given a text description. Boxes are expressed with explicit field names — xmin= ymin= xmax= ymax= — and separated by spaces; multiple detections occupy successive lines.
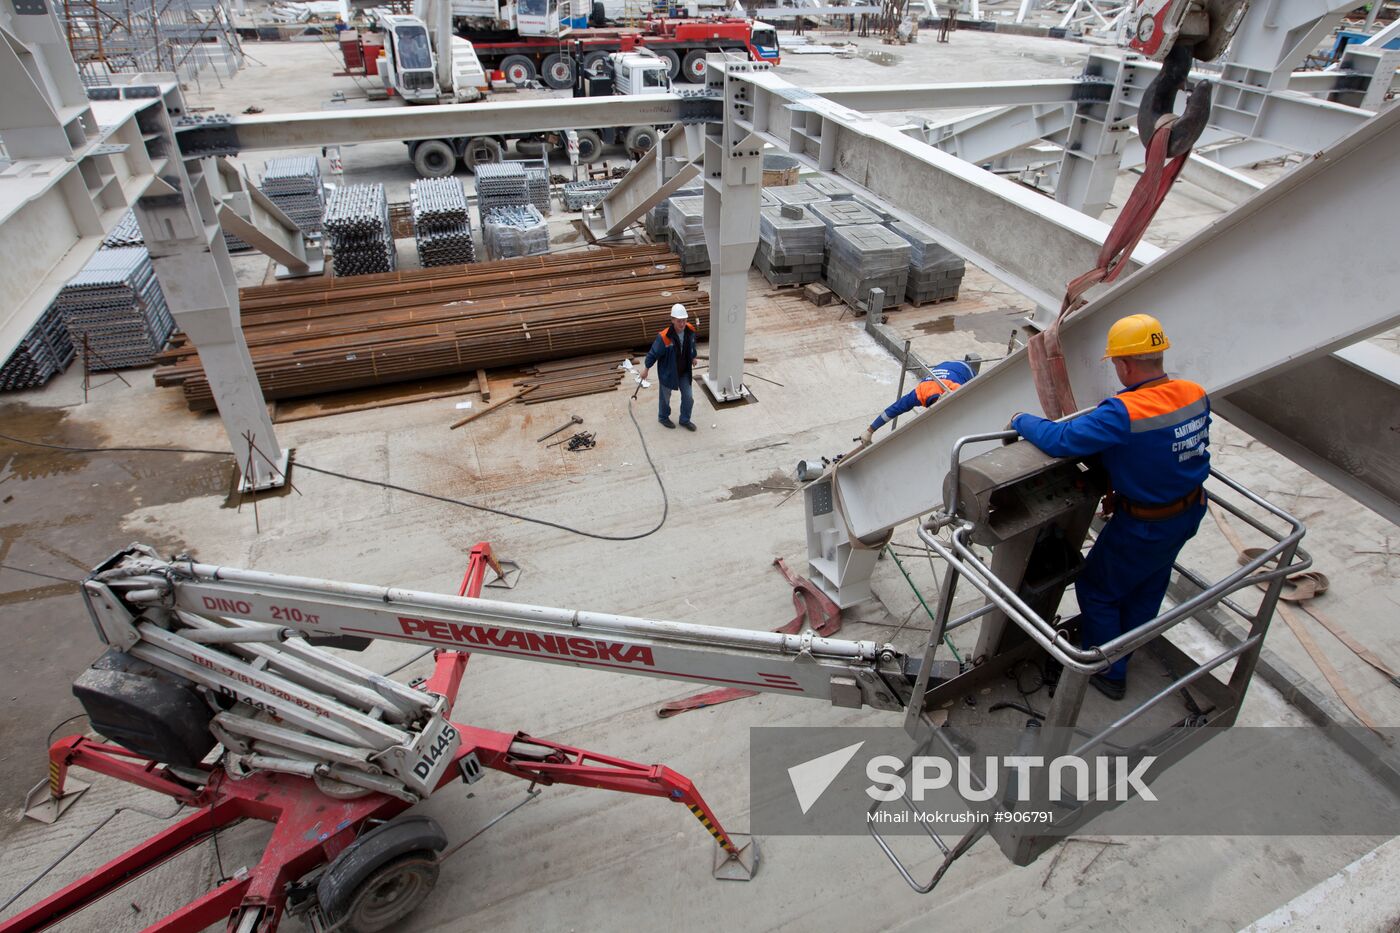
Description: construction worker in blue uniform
xmin=1009 ymin=315 xmax=1210 ymax=700
xmin=641 ymin=303 xmax=700 ymax=431
xmin=859 ymin=360 xmax=976 ymax=446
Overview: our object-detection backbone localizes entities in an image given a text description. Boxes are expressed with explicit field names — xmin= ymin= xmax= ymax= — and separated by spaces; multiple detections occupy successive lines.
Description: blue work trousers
xmin=658 ymin=378 xmax=694 ymax=425
xmin=1075 ymin=503 xmax=1207 ymax=681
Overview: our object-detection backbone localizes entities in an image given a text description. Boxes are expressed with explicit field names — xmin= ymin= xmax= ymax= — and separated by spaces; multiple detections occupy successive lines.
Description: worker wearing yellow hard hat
xmin=1009 ymin=314 xmax=1210 ymax=700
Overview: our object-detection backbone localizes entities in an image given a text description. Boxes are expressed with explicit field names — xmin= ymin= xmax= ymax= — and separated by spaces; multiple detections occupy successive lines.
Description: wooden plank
xmin=449 ymin=385 xmax=536 ymax=429
xmin=477 ymin=369 xmax=490 ymax=402
xmin=273 ymin=375 xmax=479 ymax=424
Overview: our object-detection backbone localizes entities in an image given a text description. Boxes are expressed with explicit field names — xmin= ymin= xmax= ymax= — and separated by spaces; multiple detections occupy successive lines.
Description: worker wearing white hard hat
xmin=640 ymin=304 xmax=699 ymax=430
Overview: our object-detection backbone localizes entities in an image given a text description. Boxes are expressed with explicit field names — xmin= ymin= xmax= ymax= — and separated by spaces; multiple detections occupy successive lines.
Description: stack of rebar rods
xmin=153 ymin=245 xmax=705 ymax=411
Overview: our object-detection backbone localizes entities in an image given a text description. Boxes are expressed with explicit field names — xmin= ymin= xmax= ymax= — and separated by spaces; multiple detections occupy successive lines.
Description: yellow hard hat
xmin=1103 ymin=314 xmax=1170 ymax=359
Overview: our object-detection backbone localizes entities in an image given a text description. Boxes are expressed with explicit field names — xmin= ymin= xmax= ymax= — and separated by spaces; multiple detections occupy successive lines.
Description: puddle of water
xmin=859 ymin=49 xmax=901 ymax=67
xmin=916 ymin=315 xmax=957 ymax=335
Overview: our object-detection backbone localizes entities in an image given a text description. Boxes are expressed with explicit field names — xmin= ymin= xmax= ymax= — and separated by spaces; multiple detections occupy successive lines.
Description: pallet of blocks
xmin=645 ymin=184 xmax=701 ymax=241
xmin=824 ymin=224 xmax=911 ymax=310
xmin=889 ymin=221 xmax=967 ymax=305
xmin=151 ymin=246 xmax=707 ymax=411
xmin=667 ymin=196 xmax=709 ymax=274
xmin=755 ymin=204 xmax=825 ymax=286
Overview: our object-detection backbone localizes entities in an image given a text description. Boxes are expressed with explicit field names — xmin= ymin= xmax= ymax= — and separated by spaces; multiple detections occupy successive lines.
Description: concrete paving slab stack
xmin=260 ymin=155 xmax=325 ymax=235
xmin=411 ymin=177 xmax=476 ymax=267
xmin=562 ymin=179 xmax=617 ymax=210
xmin=52 ymin=246 xmax=174 ymax=370
xmin=481 ymin=205 xmax=549 ymax=261
xmin=806 ymin=177 xmax=854 ymax=201
xmin=667 ymin=196 xmax=709 ymax=274
xmin=645 ymin=183 xmax=702 ymax=241
xmin=323 ymin=183 xmax=397 ymax=276
xmin=825 ymin=224 xmax=911 ymax=309
xmin=768 ymin=183 xmax=831 ymax=211
xmin=852 ymin=193 xmax=893 ymax=222
xmin=889 ymin=221 xmax=967 ymax=305
xmin=755 ymin=204 xmax=825 ymax=285
xmin=0 ymin=302 xmax=74 ymax=390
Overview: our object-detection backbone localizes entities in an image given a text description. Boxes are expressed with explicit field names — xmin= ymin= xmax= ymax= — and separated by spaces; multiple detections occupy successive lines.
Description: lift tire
xmin=581 ymin=50 xmax=613 ymax=79
xmin=462 ymin=137 xmax=505 ymax=173
xmin=317 ymin=816 xmax=447 ymax=933
xmin=682 ymin=50 xmax=709 ymax=83
xmin=411 ymin=139 xmax=457 ymax=178
xmin=624 ymin=125 xmax=658 ymax=154
xmin=573 ymin=128 xmax=605 ymax=163
xmin=500 ymin=54 xmax=537 ymax=86
xmin=541 ymin=53 xmax=576 ymax=89
xmin=655 ymin=48 xmax=682 ymax=81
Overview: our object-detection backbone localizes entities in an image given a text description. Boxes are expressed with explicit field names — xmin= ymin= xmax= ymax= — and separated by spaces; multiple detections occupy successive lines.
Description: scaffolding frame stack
xmin=324 ymin=184 xmax=397 ymax=277
xmin=58 ymin=0 xmax=243 ymax=87
xmin=411 ymin=177 xmax=476 ymax=267
xmin=53 ymin=247 xmax=174 ymax=370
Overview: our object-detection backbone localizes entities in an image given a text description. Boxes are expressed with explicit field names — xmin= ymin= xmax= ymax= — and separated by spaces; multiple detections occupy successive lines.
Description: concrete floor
xmin=2 ymin=26 xmax=1399 ymax=933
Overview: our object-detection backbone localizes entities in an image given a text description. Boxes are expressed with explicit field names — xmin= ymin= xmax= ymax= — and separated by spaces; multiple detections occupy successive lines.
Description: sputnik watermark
xmin=865 ymin=754 xmax=1158 ymax=804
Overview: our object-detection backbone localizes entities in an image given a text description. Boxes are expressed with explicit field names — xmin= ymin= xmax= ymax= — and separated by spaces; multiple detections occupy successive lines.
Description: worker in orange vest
xmin=1009 ymin=314 xmax=1210 ymax=699
xmin=859 ymin=359 xmax=975 ymax=446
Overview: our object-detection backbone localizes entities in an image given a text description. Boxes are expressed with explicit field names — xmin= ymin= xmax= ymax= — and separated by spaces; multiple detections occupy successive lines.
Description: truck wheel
xmin=317 ymin=816 xmax=447 ymax=933
xmin=573 ymin=128 xmax=605 ymax=163
xmin=682 ymin=50 xmax=709 ymax=83
xmin=463 ymin=137 xmax=504 ymax=173
xmin=500 ymin=54 xmax=537 ymax=86
xmin=655 ymin=49 xmax=681 ymax=81
xmin=581 ymin=50 xmax=612 ymax=78
xmin=541 ymin=53 xmax=576 ymax=89
xmin=412 ymin=140 xmax=457 ymax=178
xmin=624 ymin=125 xmax=658 ymax=154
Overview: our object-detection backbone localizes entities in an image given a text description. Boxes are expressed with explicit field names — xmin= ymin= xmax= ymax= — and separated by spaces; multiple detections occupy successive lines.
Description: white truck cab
xmin=608 ymin=50 xmax=672 ymax=96
xmin=379 ymin=14 xmax=439 ymax=103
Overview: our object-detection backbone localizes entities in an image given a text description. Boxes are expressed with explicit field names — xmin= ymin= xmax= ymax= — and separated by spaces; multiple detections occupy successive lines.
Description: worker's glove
xmin=859 ymin=428 xmax=874 ymax=447
xmin=636 ymin=373 xmax=651 ymax=389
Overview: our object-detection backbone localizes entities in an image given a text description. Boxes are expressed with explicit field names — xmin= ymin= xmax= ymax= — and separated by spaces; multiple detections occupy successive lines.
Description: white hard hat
xmin=670 ymin=303 xmax=688 ymax=319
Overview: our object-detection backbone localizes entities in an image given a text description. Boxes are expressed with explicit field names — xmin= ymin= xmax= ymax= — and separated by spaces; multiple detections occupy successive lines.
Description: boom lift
xmin=9 ymin=440 xmax=1308 ymax=928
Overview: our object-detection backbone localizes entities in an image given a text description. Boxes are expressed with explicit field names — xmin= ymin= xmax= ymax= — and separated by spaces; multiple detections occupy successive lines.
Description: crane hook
xmin=1137 ymin=43 xmax=1212 ymax=159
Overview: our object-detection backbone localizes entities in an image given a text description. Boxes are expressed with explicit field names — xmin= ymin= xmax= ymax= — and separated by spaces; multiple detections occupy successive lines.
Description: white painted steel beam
xmin=216 ymin=95 xmax=692 ymax=153
xmin=734 ymin=68 xmax=1160 ymax=312
xmin=595 ymin=122 xmax=702 ymax=237
xmin=810 ymin=79 xmax=1082 ymax=112
xmin=831 ymin=103 xmax=1400 ymax=541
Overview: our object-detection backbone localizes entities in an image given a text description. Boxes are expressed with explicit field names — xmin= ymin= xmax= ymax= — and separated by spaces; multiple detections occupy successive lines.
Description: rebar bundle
xmin=153 ymin=245 xmax=707 ymax=411
xmin=324 ymin=184 xmax=397 ymax=277
xmin=0 ymin=303 xmax=75 ymax=391
xmin=562 ymin=179 xmax=618 ymax=211
xmin=54 ymin=247 xmax=174 ymax=370
xmin=481 ymin=205 xmax=549 ymax=261
xmin=261 ymin=156 xmax=325 ymax=235
xmin=411 ymin=177 xmax=476 ymax=268
xmin=474 ymin=162 xmax=531 ymax=217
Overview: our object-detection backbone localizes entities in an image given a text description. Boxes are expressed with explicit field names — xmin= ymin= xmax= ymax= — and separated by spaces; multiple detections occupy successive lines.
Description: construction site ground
xmin=2 ymin=28 xmax=1399 ymax=933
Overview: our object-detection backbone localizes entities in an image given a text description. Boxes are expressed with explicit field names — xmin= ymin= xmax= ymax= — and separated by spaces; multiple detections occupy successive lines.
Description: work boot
xmin=659 ymin=418 xmax=676 ymax=429
xmin=1090 ymin=674 xmax=1127 ymax=701
xmin=680 ymin=421 xmax=697 ymax=432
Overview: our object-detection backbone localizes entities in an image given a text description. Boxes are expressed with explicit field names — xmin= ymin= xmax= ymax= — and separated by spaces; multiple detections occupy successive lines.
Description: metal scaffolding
xmin=58 ymin=0 xmax=243 ymax=86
